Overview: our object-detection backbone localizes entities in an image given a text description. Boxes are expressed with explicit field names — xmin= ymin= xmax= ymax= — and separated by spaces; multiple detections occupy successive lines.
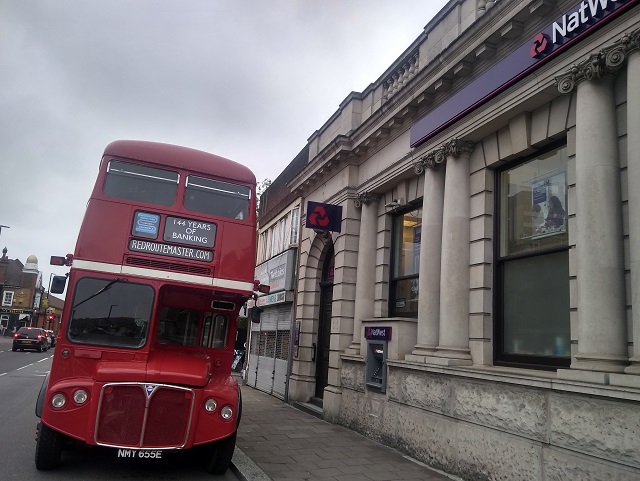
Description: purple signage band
xmin=410 ymin=0 xmax=638 ymax=148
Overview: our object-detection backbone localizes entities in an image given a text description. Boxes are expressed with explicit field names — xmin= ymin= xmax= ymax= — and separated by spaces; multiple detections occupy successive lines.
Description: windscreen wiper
xmin=72 ymin=278 xmax=126 ymax=309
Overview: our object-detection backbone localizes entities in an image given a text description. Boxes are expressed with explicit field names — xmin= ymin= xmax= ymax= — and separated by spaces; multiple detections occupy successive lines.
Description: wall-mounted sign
xmin=305 ymin=201 xmax=343 ymax=233
xmin=163 ymin=216 xmax=216 ymax=248
xmin=410 ymin=0 xmax=637 ymax=147
xmin=254 ymin=248 xmax=297 ymax=293
xmin=129 ymin=239 xmax=213 ymax=262
xmin=365 ymin=326 xmax=392 ymax=341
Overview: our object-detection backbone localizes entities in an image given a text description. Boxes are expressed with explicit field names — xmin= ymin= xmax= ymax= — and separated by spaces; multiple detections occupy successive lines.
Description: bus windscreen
xmin=67 ymin=277 xmax=154 ymax=348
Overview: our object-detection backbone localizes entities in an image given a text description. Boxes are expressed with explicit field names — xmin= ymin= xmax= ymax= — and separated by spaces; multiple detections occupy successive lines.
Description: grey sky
xmin=0 ymin=0 xmax=448 ymax=288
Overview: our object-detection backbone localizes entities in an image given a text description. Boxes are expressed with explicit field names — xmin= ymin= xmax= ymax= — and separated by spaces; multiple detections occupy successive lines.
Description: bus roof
xmin=103 ymin=140 xmax=256 ymax=184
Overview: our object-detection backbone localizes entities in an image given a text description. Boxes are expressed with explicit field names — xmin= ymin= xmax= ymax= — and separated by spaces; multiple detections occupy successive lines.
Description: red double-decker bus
xmin=35 ymin=140 xmax=261 ymax=474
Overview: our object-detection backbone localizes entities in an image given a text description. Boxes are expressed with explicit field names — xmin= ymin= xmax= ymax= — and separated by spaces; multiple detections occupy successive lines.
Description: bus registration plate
xmin=117 ymin=449 xmax=162 ymax=459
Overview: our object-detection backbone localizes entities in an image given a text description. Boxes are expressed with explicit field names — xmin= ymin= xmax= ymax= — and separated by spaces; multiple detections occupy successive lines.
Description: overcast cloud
xmin=0 ymin=0 xmax=448 ymax=288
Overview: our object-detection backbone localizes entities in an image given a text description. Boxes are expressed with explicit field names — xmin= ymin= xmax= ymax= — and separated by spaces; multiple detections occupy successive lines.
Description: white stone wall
xmin=340 ymin=360 xmax=640 ymax=480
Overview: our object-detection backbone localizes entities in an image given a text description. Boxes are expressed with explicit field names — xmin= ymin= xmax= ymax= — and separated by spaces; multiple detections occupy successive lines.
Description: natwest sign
xmin=410 ymin=0 xmax=638 ymax=148
xmin=532 ymin=0 xmax=632 ymax=58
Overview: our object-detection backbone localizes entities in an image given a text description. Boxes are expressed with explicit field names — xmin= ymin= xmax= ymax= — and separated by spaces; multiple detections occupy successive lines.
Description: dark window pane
xmin=391 ymin=278 xmax=419 ymax=317
xmin=390 ymin=206 xmax=421 ymax=317
xmin=502 ymin=251 xmax=570 ymax=357
xmin=104 ymin=160 xmax=178 ymax=206
xmin=184 ymin=176 xmax=250 ymax=220
xmin=157 ymin=307 xmax=200 ymax=346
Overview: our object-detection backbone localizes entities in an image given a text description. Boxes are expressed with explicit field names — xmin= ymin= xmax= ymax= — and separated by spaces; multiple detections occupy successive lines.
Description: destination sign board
xmin=163 ymin=216 xmax=216 ymax=248
xmin=129 ymin=239 xmax=213 ymax=262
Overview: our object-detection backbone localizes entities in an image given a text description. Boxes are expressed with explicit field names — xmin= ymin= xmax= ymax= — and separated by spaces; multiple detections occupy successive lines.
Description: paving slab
xmin=235 ymin=385 xmax=459 ymax=481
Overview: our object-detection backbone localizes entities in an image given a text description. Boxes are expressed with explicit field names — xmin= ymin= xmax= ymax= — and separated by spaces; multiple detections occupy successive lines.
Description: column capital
xmin=556 ymin=28 xmax=640 ymax=94
xmin=443 ymin=139 xmax=475 ymax=159
xmin=354 ymin=192 xmax=381 ymax=208
xmin=413 ymin=149 xmax=447 ymax=175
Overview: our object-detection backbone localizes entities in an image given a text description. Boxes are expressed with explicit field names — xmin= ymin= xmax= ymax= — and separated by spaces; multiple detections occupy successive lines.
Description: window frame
xmin=2 ymin=291 xmax=14 ymax=307
xmin=389 ymin=202 xmax=422 ymax=318
xmin=493 ymin=141 xmax=571 ymax=370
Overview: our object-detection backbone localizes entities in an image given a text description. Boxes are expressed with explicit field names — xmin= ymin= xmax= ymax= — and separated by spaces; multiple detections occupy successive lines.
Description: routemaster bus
xmin=35 ymin=140 xmax=265 ymax=474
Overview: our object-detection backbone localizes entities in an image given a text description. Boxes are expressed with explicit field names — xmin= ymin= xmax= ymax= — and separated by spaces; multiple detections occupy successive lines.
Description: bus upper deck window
xmin=184 ymin=176 xmax=250 ymax=220
xmin=104 ymin=160 xmax=179 ymax=206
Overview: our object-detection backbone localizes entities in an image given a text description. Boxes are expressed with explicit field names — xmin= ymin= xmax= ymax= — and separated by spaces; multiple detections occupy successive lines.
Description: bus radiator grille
xmin=96 ymin=385 xmax=146 ymax=447
xmin=142 ymin=387 xmax=193 ymax=447
xmin=95 ymin=384 xmax=194 ymax=449
xmin=125 ymin=256 xmax=212 ymax=276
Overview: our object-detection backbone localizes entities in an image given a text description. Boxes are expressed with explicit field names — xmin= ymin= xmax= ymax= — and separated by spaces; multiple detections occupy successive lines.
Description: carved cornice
xmin=556 ymin=29 xmax=640 ymax=94
xmin=354 ymin=192 xmax=382 ymax=208
xmin=414 ymin=139 xmax=474 ymax=175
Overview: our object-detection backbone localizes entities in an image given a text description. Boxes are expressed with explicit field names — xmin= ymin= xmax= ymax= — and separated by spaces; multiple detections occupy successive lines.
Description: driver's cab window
xmin=200 ymin=313 xmax=228 ymax=349
xmin=157 ymin=307 xmax=199 ymax=346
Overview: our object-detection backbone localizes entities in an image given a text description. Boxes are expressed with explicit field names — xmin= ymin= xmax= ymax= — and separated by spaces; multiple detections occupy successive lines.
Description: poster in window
xmin=530 ymin=172 xmax=566 ymax=239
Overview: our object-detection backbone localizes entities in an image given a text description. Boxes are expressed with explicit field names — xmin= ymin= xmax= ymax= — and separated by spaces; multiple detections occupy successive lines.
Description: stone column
xmin=407 ymin=150 xmax=446 ymax=361
xmin=434 ymin=140 xmax=474 ymax=365
xmin=625 ymin=37 xmax=640 ymax=375
xmin=556 ymin=47 xmax=627 ymax=376
xmin=346 ymin=192 xmax=380 ymax=356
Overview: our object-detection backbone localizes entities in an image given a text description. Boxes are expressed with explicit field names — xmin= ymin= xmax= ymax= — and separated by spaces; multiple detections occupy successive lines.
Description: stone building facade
xmin=259 ymin=1 xmax=640 ymax=479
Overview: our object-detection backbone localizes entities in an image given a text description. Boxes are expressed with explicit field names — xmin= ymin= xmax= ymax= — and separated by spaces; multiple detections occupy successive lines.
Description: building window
xmin=270 ymin=224 xmax=278 ymax=258
xmin=290 ymin=207 xmax=300 ymax=245
xmin=390 ymin=205 xmax=422 ymax=317
xmin=496 ymin=144 xmax=570 ymax=369
xmin=260 ymin=232 xmax=268 ymax=263
xmin=2 ymin=291 xmax=14 ymax=307
xmin=279 ymin=217 xmax=288 ymax=252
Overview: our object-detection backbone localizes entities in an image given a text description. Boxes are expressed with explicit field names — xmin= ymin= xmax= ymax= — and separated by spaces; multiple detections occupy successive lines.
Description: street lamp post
xmin=47 ymin=273 xmax=55 ymax=299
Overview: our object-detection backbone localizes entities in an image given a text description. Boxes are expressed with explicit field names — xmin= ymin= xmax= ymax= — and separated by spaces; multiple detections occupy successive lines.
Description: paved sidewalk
xmin=235 ymin=385 xmax=456 ymax=481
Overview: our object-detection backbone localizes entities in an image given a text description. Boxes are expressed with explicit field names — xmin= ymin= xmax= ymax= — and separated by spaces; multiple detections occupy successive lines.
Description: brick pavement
xmin=236 ymin=385 xmax=456 ymax=481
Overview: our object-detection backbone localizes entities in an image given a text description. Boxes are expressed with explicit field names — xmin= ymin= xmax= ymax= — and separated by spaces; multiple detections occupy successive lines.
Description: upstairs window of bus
xmin=184 ymin=176 xmax=250 ymax=220
xmin=104 ymin=160 xmax=179 ymax=206
xmin=68 ymin=277 xmax=154 ymax=349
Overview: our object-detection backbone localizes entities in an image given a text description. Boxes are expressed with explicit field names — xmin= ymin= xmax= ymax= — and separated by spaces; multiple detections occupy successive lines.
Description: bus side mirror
xmin=251 ymin=306 xmax=262 ymax=324
xmin=50 ymin=275 xmax=68 ymax=294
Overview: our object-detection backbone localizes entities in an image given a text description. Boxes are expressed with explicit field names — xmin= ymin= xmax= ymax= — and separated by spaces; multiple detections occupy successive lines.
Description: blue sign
xmin=132 ymin=212 xmax=160 ymax=239
xmin=365 ymin=326 xmax=392 ymax=341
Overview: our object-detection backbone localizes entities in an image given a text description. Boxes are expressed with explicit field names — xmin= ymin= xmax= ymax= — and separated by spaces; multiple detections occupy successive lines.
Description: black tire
xmin=35 ymin=422 xmax=63 ymax=470
xmin=37 ymin=345 xmax=42 ymax=353
xmin=203 ymin=431 xmax=237 ymax=475
xmin=11 ymin=347 xmax=16 ymax=352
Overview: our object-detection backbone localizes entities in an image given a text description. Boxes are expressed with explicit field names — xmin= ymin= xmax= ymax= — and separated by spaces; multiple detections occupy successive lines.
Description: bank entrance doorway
xmin=315 ymin=247 xmax=334 ymax=399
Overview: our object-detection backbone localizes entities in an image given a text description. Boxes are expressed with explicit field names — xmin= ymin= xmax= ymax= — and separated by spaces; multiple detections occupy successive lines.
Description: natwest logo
xmin=530 ymin=32 xmax=551 ymax=58
xmin=530 ymin=0 xmax=630 ymax=59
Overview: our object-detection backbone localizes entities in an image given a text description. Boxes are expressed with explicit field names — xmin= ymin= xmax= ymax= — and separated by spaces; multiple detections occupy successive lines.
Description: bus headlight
xmin=73 ymin=389 xmax=88 ymax=405
xmin=204 ymin=398 xmax=217 ymax=412
xmin=220 ymin=406 xmax=233 ymax=420
xmin=51 ymin=393 xmax=67 ymax=409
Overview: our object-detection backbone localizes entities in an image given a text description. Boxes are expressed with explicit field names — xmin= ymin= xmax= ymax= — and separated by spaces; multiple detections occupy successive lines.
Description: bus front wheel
xmin=203 ymin=430 xmax=237 ymax=475
xmin=35 ymin=422 xmax=62 ymax=470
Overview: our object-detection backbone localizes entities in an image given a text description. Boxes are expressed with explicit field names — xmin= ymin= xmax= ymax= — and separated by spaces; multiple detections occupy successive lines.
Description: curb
xmin=230 ymin=447 xmax=271 ymax=481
